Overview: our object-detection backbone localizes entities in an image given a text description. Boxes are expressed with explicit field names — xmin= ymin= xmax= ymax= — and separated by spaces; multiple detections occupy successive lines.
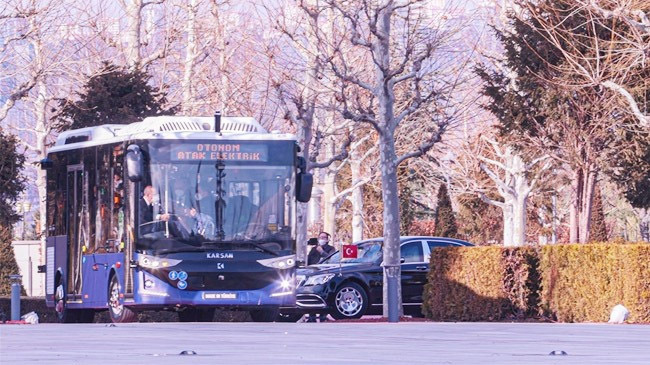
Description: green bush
xmin=423 ymin=243 xmax=650 ymax=323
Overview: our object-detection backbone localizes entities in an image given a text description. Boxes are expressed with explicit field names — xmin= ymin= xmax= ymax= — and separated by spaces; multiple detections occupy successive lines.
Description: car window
xmin=427 ymin=240 xmax=459 ymax=251
xmin=400 ymin=241 xmax=424 ymax=263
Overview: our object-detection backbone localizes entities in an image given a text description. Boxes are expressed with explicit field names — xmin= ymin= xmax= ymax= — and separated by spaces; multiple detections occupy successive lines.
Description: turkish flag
xmin=342 ymin=245 xmax=358 ymax=259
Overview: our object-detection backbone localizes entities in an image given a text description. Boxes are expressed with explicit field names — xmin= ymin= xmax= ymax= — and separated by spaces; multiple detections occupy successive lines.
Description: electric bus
xmin=41 ymin=115 xmax=312 ymax=323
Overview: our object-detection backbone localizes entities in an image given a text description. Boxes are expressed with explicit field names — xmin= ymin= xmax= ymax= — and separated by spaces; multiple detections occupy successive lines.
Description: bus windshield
xmin=136 ymin=140 xmax=295 ymax=253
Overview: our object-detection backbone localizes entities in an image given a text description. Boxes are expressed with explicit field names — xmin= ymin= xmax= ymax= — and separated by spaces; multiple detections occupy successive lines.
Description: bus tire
xmin=108 ymin=275 xmax=137 ymax=323
xmin=54 ymin=278 xmax=77 ymax=323
xmin=249 ymin=308 xmax=279 ymax=322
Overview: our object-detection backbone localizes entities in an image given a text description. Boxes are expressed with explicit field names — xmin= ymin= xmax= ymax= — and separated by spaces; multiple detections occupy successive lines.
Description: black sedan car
xmin=280 ymin=236 xmax=473 ymax=321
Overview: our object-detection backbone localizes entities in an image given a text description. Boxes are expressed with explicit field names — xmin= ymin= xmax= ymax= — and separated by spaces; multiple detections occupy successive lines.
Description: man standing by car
xmin=307 ymin=232 xmax=335 ymax=266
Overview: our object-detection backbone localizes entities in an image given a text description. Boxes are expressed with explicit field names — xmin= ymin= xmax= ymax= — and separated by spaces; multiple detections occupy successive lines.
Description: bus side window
xmin=112 ymin=146 xmax=125 ymax=248
xmin=97 ymin=146 xmax=112 ymax=252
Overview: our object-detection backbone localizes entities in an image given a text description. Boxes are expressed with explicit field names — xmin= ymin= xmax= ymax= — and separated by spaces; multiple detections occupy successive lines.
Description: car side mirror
xmin=400 ymin=257 xmax=405 ymax=264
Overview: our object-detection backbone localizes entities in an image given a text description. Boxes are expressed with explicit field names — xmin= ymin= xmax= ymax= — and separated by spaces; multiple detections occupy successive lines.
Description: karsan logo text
xmin=207 ymin=253 xmax=234 ymax=259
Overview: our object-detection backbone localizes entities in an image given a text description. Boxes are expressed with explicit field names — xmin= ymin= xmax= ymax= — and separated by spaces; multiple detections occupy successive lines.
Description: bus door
xmin=66 ymin=164 xmax=86 ymax=299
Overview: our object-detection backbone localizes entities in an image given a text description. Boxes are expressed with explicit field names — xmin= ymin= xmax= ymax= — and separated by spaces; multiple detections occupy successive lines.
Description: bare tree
xmin=477 ymin=137 xmax=549 ymax=246
xmin=518 ymin=0 xmax=650 ymax=126
xmin=294 ymin=0 xmax=471 ymax=321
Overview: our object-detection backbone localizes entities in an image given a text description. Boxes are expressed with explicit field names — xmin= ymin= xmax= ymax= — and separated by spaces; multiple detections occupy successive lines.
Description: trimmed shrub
xmin=423 ymin=247 xmax=510 ymax=321
xmin=539 ymin=243 xmax=650 ymax=322
xmin=423 ymin=243 xmax=650 ymax=323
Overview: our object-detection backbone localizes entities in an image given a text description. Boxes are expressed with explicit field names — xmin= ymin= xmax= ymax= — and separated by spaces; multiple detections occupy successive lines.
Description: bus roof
xmin=49 ymin=116 xmax=297 ymax=153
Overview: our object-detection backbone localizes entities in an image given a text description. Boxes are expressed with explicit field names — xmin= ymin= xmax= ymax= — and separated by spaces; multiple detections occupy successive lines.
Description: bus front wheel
xmin=108 ymin=275 xmax=137 ymax=323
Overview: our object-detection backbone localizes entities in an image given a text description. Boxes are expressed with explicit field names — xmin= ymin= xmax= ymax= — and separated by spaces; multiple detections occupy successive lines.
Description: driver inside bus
xmin=139 ymin=185 xmax=170 ymax=225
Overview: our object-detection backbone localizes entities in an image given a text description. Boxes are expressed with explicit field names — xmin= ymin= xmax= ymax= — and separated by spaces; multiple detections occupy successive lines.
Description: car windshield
xmin=321 ymin=241 xmax=383 ymax=264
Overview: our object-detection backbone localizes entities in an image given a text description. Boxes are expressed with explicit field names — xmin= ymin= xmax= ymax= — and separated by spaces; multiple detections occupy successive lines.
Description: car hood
xmin=297 ymin=262 xmax=376 ymax=276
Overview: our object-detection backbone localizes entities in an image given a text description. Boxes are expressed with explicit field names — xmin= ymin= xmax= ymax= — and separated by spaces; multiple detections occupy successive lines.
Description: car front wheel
xmin=331 ymin=282 xmax=368 ymax=320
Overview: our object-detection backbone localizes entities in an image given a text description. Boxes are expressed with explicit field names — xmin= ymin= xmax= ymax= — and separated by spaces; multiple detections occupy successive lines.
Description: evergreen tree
xmin=589 ymin=184 xmax=608 ymax=242
xmin=434 ymin=183 xmax=457 ymax=238
xmin=54 ymin=62 xmax=175 ymax=131
xmin=0 ymin=226 xmax=23 ymax=296
xmin=457 ymin=194 xmax=502 ymax=245
xmin=0 ymin=129 xmax=25 ymax=295
xmin=476 ymin=0 xmax=646 ymax=243
xmin=0 ymin=130 xmax=25 ymax=225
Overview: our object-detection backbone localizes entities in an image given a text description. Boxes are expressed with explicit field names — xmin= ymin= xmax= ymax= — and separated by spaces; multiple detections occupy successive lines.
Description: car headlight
xmin=303 ymin=274 xmax=335 ymax=286
xmin=296 ymin=274 xmax=306 ymax=286
xmin=138 ymin=254 xmax=182 ymax=269
xmin=257 ymin=255 xmax=296 ymax=269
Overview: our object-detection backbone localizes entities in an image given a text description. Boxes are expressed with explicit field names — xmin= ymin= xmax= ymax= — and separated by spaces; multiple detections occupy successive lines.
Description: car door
xmin=400 ymin=240 xmax=427 ymax=305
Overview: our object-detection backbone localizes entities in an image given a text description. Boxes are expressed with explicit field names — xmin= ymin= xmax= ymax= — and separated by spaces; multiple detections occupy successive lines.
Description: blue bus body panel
xmin=79 ymin=253 xmax=125 ymax=308
xmin=133 ymin=269 xmax=296 ymax=307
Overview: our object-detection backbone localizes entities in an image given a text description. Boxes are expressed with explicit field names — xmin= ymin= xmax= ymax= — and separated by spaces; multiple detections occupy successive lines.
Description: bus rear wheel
xmin=54 ymin=281 xmax=76 ymax=323
xmin=108 ymin=275 xmax=137 ymax=323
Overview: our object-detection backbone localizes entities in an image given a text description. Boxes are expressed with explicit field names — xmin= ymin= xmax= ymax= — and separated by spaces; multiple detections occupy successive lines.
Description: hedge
xmin=539 ymin=243 xmax=650 ymax=322
xmin=423 ymin=243 xmax=650 ymax=323
xmin=422 ymin=246 xmax=538 ymax=321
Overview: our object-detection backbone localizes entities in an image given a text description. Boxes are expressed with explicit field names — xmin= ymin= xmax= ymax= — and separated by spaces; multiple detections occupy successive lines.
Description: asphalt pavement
xmin=1 ymin=321 xmax=649 ymax=364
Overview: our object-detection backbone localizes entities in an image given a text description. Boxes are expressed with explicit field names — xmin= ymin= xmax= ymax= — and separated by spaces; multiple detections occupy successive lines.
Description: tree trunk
xmin=295 ymin=122 xmax=313 ymax=265
xmin=636 ymin=208 xmax=650 ymax=242
xmin=34 ymin=76 xmax=48 ymax=283
xmin=181 ymin=0 xmax=198 ymax=114
xmin=569 ymin=168 xmax=581 ymax=243
xmin=379 ymin=130 xmax=402 ymax=320
xmin=124 ymin=0 xmax=143 ymax=71
xmin=350 ymin=154 xmax=364 ymax=242
xmin=322 ymin=168 xmax=337 ymax=236
xmin=512 ymin=195 xmax=527 ymax=246
xmin=579 ymin=169 xmax=597 ymax=243
xmin=502 ymin=200 xmax=514 ymax=246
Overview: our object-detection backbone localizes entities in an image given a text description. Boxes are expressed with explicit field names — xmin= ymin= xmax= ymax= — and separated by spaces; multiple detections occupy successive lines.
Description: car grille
xmin=296 ymin=294 xmax=327 ymax=308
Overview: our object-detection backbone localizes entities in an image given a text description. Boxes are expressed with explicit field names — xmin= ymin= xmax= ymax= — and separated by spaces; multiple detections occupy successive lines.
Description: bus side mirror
xmin=40 ymin=158 xmax=53 ymax=170
xmin=126 ymin=145 xmax=144 ymax=182
xmin=296 ymin=173 xmax=313 ymax=202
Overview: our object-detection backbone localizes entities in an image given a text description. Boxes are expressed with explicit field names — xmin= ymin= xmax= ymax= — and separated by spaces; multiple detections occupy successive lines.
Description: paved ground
xmin=1 ymin=321 xmax=649 ymax=364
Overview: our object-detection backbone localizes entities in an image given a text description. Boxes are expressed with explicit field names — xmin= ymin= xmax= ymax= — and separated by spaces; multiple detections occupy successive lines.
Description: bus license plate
xmin=203 ymin=293 xmax=237 ymax=299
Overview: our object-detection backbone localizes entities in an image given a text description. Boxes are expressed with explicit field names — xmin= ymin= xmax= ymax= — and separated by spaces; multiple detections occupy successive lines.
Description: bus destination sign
xmin=171 ymin=143 xmax=268 ymax=162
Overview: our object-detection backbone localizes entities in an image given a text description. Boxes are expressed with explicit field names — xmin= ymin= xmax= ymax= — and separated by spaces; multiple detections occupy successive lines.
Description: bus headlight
xmin=279 ymin=278 xmax=292 ymax=290
xmin=138 ymin=254 xmax=182 ymax=269
xmin=304 ymin=274 xmax=334 ymax=286
xmin=257 ymin=255 xmax=296 ymax=269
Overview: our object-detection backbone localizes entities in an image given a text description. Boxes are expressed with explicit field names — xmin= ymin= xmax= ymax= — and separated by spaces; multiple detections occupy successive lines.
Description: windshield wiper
xmin=154 ymin=246 xmax=209 ymax=255
xmin=202 ymin=240 xmax=279 ymax=256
